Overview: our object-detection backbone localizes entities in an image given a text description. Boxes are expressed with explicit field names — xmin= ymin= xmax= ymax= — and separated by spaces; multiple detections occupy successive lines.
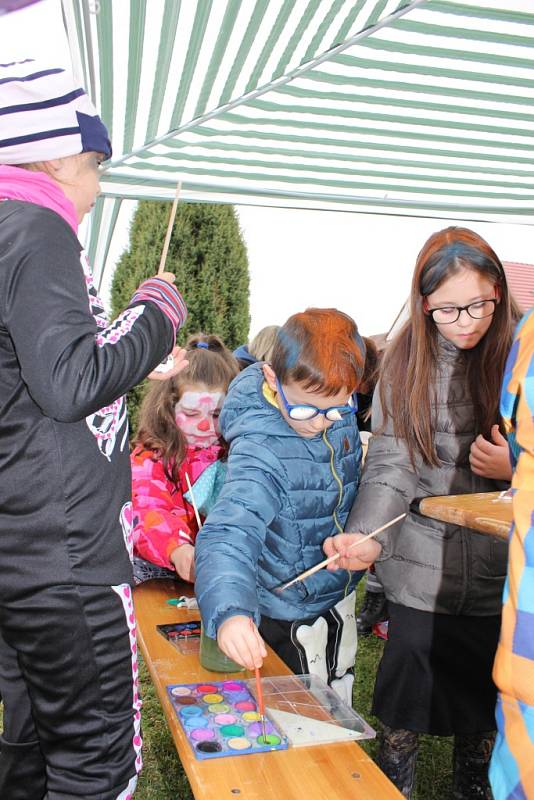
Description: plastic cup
xmin=199 ymin=626 xmax=245 ymax=673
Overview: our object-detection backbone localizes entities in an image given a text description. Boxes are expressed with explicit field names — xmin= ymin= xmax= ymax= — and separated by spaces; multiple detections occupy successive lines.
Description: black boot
xmin=452 ymin=731 xmax=495 ymax=800
xmin=357 ymin=590 xmax=388 ymax=635
xmin=377 ymin=726 xmax=419 ymax=799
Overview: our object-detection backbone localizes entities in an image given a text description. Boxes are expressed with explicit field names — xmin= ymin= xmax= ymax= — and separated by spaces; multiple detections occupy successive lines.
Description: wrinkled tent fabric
xmin=61 ymin=0 xmax=534 ymax=285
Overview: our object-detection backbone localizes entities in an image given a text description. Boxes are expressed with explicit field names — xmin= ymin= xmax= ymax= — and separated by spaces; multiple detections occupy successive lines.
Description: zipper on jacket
xmin=323 ymin=429 xmax=343 ymax=535
xmin=323 ymin=429 xmax=353 ymax=598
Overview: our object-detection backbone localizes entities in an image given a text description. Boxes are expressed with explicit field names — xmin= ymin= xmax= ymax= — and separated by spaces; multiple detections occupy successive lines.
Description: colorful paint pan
xmin=247 ymin=721 xmax=275 ymax=738
xmin=175 ymin=696 xmax=196 ymax=705
xmin=235 ymin=700 xmax=256 ymax=712
xmin=227 ymin=737 xmax=252 ymax=751
xmin=171 ymin=686 xmax=192 ymax=697
xmin=213 ymin=714 xmax=236 ymax=725
xmin=242 ymin=711 xmax=261 ymax=722
xmin=184 ymin=716 xmax=209 ymax=729
xmin=201 ymin=693 xmax=224 ymax=704
xmin=191 ymin=728 xmax=215 ymax=742
xmin=180 ymin=706 xmax=204 ymax=718
xmin=208 ymin=703 xmax=230 ymax=714
xmin=167 ymin=680 xmax=288 ymax=761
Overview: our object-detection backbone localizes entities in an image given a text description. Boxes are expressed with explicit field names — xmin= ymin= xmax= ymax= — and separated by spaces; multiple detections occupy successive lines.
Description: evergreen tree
xmin=110 ymin=201 xmax=250 ymax=433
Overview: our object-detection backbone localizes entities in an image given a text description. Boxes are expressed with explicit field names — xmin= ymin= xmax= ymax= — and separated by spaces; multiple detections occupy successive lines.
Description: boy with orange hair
xmin=195 ymin=308 xmax=366 ymax=703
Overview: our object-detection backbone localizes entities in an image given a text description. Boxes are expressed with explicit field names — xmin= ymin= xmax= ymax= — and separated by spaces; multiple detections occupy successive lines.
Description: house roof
xmin=502 ymin=262 xmax=534 ymax=312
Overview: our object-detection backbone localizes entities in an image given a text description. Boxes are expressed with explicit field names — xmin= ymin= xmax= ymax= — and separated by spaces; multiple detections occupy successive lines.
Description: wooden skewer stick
xmin=185 ymin=472 xmax=202 ymax=530
xmin=276 ymin=513 xmax=406 ymax=593
xmin=158 ymin=180 xmax=182 ymax=274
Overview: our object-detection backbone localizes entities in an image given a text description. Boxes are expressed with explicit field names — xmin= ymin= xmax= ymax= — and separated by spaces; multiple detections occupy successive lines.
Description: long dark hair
xmin=135 ymin=334 xmax=240 ymax=486
xmin=379 ymin=226 xmax=521 ymax=466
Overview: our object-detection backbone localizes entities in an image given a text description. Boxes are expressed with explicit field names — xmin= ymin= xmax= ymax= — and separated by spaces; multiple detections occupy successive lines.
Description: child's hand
xmin=148 ymin=346 xmax=189 ymax=382
xmin=323 ymin=533 xmax=382 ymax=572
xmin=155 ymin=271 xmax=177 ymax=285
xmin=217 ymin=616 xmax=267 ymax=671
xmin=170 ymin=543 xmax=195 ymax=582
xmin=469 ymin=424 xmax=512 ymax=481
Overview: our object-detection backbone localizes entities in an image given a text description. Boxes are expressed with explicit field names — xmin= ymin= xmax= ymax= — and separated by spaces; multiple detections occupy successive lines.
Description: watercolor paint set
xmin=157 ymin=621 xmax=201 ymax=655
xmin=167 ymin=675 xmax=375 ymax=760
xmin=167 ymin=679 xmax=289 ymax=760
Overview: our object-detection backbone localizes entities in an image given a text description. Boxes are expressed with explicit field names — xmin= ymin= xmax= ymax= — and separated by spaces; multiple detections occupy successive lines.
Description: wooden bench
xmin=419 ymin=491 xmax=512 ymax=540
xmin=134 ymin=578 xmax=402 ymax=800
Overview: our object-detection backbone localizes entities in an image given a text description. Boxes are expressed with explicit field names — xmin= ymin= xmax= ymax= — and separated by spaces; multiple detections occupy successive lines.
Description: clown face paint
xmin=175 ymin=387 xmax=224 ymax=448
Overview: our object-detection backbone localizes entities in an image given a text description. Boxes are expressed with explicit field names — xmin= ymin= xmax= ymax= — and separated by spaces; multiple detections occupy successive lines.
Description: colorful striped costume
xmin=490 ymin=308 xmax=534 ymax=799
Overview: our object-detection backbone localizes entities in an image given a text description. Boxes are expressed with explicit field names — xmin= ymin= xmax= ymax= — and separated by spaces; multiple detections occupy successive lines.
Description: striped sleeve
xmin=130 ymin=277 xmax=187 ymax=339
xmin=490 ymin=308 xmax=534 ymax=799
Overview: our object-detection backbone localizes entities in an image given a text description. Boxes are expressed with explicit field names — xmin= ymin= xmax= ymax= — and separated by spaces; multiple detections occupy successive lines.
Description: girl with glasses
xmin=324 ymin=227 xmax=521 ymax=799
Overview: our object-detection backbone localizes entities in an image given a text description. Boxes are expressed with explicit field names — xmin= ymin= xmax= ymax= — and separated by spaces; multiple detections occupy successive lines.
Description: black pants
xmin=373 ymin=603 xmax=500 ymax=735
xmin=0 ymin=583 xmax=141 ymax=799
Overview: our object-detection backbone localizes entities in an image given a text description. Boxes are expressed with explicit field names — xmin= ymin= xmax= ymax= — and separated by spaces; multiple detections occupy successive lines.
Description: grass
xmin=135 ymin=657 xmax=193 ymax=800
xmin=135 ymin=582 xmax=454 ymax=800
xmin=0 ymin=583 xmax=453 ymax=799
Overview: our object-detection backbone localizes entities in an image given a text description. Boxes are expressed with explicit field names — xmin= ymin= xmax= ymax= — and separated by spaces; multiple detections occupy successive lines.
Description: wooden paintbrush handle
xmin=158 ymin=181 xmax=182 ymax=274
xmin=278 ymin=513 xmax=406 ymax=592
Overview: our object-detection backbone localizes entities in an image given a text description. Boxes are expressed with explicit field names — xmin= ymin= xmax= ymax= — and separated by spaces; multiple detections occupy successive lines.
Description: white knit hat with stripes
xmin=0 ymin=59 xmax=112 ymax=164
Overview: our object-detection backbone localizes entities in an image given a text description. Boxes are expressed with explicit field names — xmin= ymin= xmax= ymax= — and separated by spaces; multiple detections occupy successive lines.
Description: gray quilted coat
xmin=346 ymin=337 xmax=508 ymax=616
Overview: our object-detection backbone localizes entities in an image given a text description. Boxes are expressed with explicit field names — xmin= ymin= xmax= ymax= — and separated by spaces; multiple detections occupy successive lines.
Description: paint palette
xmin=245 ymin=674 xmax=376 ymax=747
xmin=167 ymin=680 xmax=289 ymax=760
xmin=157 ymin=621 xmax=201 ymax=655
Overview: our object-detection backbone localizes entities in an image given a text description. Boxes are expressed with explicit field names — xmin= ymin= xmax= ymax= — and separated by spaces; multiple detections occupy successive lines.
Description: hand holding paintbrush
xmin=276 ymin=513 xmax=406 ymax=593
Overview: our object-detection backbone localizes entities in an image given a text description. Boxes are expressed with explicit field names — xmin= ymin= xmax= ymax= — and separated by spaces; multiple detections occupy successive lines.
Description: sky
xmin=3 ymin=0 xmax=533 ymax=339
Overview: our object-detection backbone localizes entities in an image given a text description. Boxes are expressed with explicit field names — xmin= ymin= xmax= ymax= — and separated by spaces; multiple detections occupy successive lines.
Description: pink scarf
xmin=0 ymin=165 xmax=78 ymax=233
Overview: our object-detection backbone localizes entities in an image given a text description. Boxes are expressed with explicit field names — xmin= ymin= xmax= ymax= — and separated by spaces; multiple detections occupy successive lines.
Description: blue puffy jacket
xmin=195 ymin=364 xmax=364 ymax=638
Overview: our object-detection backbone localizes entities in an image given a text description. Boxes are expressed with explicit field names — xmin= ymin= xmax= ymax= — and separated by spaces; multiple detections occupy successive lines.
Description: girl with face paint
xmin=131 ymin=334 xmax=240 ymax=584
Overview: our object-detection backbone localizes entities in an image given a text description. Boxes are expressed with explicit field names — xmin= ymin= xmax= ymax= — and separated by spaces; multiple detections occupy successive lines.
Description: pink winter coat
xmin=131 ymin=443 xmax=222 ymax=569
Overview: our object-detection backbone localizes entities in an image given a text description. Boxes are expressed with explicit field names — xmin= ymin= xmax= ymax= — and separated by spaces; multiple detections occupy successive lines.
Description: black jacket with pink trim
xmin=0 ymin=201 xmax=177 ymax=595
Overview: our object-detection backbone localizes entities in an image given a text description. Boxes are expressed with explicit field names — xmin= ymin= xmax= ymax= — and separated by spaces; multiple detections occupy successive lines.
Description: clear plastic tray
xmin=245 ymin=674 xmax=375 ymax=747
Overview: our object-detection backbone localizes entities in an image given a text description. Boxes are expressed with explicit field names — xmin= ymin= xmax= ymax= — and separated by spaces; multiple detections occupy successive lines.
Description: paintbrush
xmin=275 ymin=513 xmax=406 ymax=593
xmin=248 ymin=618 xmax=268 ymax=741
xmin=255 ymin=666 xmax=267 ymax=742
xmin=158 ymin=181 xmax=182 ymax=275
xmin=152 ymin=182 xmax=182 ymax=374
xmin=185 ymin=472 xmax=202 ymax=530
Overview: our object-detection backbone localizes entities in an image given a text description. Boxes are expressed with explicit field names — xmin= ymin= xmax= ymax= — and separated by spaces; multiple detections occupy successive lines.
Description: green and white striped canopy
xmin=62 ymin=0 xmax=534 ymax=277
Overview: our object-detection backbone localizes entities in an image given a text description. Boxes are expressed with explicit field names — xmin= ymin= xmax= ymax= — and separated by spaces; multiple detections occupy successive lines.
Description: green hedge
xmin=110 ymin=202 xmax=250 ymax=433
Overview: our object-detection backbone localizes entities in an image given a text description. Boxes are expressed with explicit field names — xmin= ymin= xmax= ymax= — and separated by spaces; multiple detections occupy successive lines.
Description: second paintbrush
xmin=276 ymin=513 xmax=406 ymax=593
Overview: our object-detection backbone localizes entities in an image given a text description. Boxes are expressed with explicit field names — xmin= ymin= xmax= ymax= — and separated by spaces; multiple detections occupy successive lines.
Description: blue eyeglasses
xmin=275 ymin=377 xmax=357 ymax=421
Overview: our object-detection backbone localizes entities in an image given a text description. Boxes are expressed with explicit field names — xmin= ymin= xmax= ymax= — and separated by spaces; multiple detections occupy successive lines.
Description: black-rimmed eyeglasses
xmin=427 ymin=298 xmax=497 ymax=325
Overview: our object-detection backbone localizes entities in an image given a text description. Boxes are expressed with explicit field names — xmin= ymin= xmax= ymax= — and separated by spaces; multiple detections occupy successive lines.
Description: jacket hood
xmin=232 ymin=343 xmax=256 ymax=365
xmin=221 ymin=363 xmax=295 ymax=442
